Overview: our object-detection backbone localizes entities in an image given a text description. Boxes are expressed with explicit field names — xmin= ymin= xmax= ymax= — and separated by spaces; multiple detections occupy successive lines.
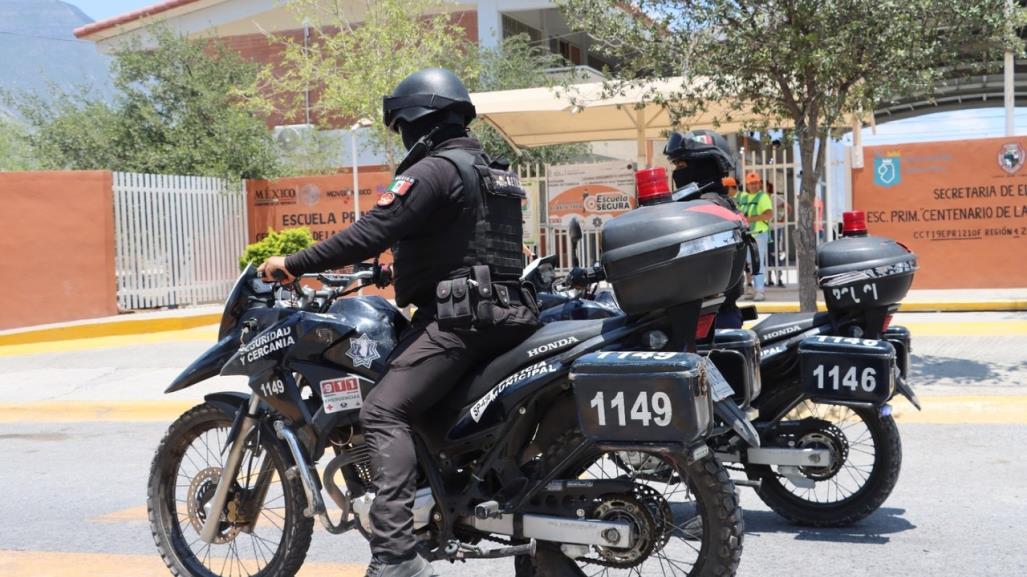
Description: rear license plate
xmin=799 ymin=337 xmax=895 ymax=404
xmin=574 ymin=380 xmax=703 ymax=443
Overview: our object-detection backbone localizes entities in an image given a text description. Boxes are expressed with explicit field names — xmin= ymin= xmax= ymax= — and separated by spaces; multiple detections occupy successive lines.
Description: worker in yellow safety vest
xmin=736 ymin=172 xmax=772 ymax=301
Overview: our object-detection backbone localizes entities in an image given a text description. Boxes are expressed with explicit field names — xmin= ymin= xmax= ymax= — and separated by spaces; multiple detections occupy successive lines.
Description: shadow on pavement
xmin=912 ymin=354 xmax=1027 ymax=386
xmin=743 ymin=507 xmax=916 ymax=544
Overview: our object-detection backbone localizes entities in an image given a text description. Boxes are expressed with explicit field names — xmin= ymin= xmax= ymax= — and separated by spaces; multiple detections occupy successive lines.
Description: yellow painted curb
xmin=753 ymin=300 xmax=1027 ymax=313
xmin=0 ymin=313 xmax=222 ymax=347
xmin=0 ymin=400 xmax=198 ymax=423
xmin=0 ymin=550 xmax=366 ymax=577
xmin=892 ymin=395 xmax=1027 ymax=425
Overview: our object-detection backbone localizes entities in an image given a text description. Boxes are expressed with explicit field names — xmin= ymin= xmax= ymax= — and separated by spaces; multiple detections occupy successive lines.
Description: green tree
xmin=254 ymin=2 xmax=589 ymax=170
xmin=560 ymin=0 xmax=1023 ymax=309
xmin=253 ymin=0 xmax=473 ymax=169
xmin=465 ymin=34 xmax=592 ymax=166
xmin=8 ymin=28 xmax=279 ymax=180
xmin=7 ymin=91 xmax=119 ymax=171
xmin=0 ymin=116 xmax=39 ymax=171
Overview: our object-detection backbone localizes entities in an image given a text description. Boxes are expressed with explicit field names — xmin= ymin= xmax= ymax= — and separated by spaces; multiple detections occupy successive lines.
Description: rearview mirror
xmin=569 ymin=218 xmax=583 ymax=268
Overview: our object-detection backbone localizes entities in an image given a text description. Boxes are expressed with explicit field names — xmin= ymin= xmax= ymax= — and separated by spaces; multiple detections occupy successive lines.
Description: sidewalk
xmin=2 ymin=287 xmax=1025 ymax=346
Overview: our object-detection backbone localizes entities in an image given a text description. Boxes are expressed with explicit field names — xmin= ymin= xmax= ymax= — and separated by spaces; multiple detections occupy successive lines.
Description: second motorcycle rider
xmin=259 ymin=68 xmax=540 ymax=577
xmin=661 ymin=130 xmax=748 ymax=329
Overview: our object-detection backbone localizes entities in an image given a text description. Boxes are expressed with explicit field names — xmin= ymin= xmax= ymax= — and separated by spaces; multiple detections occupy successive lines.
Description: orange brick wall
xmin=0 ymin=171 xmax=118 ymax=329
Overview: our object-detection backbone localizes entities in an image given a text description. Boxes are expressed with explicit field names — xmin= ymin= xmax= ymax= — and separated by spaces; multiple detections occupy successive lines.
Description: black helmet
xmin=382 ymin=68 xmax=476 ymax=133
xmin=663 ymin=129 xmax=735 ymax=175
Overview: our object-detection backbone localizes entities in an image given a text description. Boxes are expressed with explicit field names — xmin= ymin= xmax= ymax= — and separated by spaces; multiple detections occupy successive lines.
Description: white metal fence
xmin=113 ymin=172 xmax=248 ymax=310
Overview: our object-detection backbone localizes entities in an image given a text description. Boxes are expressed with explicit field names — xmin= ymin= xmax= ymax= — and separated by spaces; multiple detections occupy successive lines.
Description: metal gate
xmin=113 ymin=172 xmax=248 ymax=309
xmin=738 ymin=143 xmax=840 ymax=288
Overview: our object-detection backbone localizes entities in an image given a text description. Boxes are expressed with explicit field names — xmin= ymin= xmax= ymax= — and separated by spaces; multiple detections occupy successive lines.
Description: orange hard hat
xmin=745 ymin=172 xmax=762 ymax=184
xmin=722 ymin=176 xmax=737 ymax=188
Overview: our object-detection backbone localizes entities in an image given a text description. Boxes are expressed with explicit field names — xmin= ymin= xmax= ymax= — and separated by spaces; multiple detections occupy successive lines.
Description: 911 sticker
xmin=321 ymin=376 xmax=362 ymax=414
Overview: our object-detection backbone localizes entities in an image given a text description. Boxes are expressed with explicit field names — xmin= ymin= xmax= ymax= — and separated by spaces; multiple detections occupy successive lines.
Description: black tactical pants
xmin=359 ymin=303 xmax=539 ymax=560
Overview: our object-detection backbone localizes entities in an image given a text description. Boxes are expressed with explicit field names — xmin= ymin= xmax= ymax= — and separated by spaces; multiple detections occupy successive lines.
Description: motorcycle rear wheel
xmin=746 ymin=387 xmax=902 ymax=527
xmin=147 ymin=402 xmax=314 ymax=577
xmin=537 ymin=430 xmax=744 ymax=577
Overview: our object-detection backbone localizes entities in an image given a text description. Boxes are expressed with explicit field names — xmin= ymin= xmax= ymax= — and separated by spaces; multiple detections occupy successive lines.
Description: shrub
xmin=239 ymin=227 xmax=315 ymax=270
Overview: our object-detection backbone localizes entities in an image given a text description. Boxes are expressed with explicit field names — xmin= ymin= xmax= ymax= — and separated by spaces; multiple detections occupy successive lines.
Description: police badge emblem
xmin=998 ymin=143 xmax=1025 ymax=175
xmin=346 ymin=333 xmax=381 ymax=368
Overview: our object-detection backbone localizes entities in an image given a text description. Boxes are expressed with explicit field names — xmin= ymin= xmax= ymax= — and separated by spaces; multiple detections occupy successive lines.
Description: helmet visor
xmin=382 ymin=93 xmax=465 ymax=131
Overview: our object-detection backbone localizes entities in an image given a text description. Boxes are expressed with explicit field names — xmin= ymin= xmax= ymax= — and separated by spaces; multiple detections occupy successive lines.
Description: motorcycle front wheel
xmin=746 ymin=388 xmax=902 ymax=527
xmin=147 ymin=402 xmax=314 ymax=577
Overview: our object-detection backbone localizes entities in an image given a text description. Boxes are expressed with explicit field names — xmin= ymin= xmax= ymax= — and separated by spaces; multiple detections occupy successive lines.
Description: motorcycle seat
xmin=449 ymin=315 xmax=628 ymax=408
xmin=751 ymin=311 xmax=831 ymax=346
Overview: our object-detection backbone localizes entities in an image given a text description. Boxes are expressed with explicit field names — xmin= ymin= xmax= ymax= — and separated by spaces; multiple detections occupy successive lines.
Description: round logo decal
xmin=299 ymin=184 xmax=321 ymax=207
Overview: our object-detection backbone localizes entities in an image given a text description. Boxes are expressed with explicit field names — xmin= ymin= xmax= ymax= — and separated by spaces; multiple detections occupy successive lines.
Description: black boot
xmin=364 ymin=554 xmax=437 ymax=577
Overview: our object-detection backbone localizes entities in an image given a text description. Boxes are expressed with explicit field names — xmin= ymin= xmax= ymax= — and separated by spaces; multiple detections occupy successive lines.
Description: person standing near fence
xmin=737 ymin=172 xmax=772 ymax=301
xmin=769 ymin=180 xmax=789 ymax=288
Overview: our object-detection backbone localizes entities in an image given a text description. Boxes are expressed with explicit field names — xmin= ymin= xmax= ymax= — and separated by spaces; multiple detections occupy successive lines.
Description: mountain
xmin=0 ymin=0 xmax=113 ymax=106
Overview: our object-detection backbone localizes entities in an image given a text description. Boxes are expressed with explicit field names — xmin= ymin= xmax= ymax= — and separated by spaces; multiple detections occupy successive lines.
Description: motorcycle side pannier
xmin=816 ymin=235 xmax=917 ymax=312
xmin=699 ymin=328 xmax=762 ymax=406
xmin=798 ymin=336 xmax=896 ymax=405
xmin=570 ymin=351 xmax=713 ymax=444
xmin=883 ymin=325 xmax=912 ymax=380
xmin=601 ymin=201 xmax=747 ymax=316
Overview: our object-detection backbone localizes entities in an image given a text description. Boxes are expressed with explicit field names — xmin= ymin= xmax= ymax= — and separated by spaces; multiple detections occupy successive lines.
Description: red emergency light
xmin=842 ymin=210 xmax=868 ymax=236
xmin=635 ymin=167 xmax=671 ymax=205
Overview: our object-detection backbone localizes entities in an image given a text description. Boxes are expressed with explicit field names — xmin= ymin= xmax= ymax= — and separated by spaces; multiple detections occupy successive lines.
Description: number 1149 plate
xmin=573 ymin=378 xmax=710 ymax=444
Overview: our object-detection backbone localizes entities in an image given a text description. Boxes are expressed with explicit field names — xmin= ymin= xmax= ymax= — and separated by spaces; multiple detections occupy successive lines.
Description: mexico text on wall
xmin=852 ymin=136 xmax=1027 ymax=289
xmin=246 ymin=170 xmax=396 ymax=299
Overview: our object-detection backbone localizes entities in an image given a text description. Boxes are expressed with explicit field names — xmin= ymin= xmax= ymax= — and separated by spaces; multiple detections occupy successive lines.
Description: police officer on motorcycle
xmin=663 ymin=129 xmax=747 ymax=329
xmin=259 ymin=68 xmax=540 ymax=577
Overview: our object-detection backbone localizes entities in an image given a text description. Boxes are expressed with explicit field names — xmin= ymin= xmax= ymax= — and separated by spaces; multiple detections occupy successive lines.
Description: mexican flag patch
xmin=387 ymin=176 xmax=416 ymax=196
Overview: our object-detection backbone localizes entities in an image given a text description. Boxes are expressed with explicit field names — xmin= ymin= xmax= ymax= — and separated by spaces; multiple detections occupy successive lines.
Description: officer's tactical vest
xmin=392 ymin=147 xmax=525 ymax=306
xmin=434 ymin=148 xmax=526 ymax=281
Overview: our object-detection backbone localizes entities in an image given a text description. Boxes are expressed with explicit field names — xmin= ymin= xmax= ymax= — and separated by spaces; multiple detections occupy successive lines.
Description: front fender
xmin=165 ymin=335 xmax=239 ymax=393
xmin=203 ymin=391 xmax=253 ymax=418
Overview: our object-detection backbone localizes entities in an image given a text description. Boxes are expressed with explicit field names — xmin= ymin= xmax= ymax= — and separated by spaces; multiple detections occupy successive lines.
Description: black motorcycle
xmin=147 ymin=248 xmax=751 ymax=577
xmin=528 ymin=214 xmax=921 ymax=528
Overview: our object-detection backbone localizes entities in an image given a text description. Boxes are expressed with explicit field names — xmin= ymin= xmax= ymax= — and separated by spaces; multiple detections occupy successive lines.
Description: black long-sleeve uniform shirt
xmin=285 ymin=137 xmax=480 ymax=307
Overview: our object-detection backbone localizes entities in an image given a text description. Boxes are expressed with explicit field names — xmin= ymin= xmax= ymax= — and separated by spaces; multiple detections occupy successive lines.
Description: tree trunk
xmin=796 ymin=130 xmax=820 ymax=312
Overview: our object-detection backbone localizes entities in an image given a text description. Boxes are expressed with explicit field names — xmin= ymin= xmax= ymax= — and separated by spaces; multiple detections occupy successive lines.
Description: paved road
xmin=1 ymin=312 xmax=1025 ymax=576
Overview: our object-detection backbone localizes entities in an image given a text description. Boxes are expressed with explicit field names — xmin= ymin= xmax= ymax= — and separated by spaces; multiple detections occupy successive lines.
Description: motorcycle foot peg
xmin=461 ymin=539 xmax=537 ymax=559
xmin=733 ymin=478 xmax=762 ymax=489
xmin=474 ymin=500 xmax=501 ymax=519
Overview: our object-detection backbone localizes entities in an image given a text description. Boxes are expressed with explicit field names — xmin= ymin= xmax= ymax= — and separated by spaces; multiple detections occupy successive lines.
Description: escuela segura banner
xmin=853 ymin=136 xmax=1027 ymax=289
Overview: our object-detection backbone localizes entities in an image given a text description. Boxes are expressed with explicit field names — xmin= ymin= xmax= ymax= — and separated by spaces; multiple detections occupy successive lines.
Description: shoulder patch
xmin=387 ymin=176 xmax=417 ymax=197
xmin=377 ymin=192 xmax=396 ymax=207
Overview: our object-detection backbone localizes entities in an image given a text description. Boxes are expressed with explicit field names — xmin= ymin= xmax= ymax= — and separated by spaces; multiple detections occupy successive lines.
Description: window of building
xmin=501 ymin=15 xmax=541 ymax=43
xmin=550 ymin=38 xmax=582 ymax=65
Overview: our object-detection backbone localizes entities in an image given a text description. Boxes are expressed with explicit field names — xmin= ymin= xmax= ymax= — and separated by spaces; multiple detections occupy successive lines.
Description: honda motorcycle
xmin=527 ymin=212 xmax=921 ymax=527
xmin=147 ymin=204 xmax=754 ymax=577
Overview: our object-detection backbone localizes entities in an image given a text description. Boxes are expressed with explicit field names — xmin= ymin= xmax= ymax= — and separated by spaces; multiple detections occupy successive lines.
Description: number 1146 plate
xmin=798 ymin=336 xmax=896 ymax=404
